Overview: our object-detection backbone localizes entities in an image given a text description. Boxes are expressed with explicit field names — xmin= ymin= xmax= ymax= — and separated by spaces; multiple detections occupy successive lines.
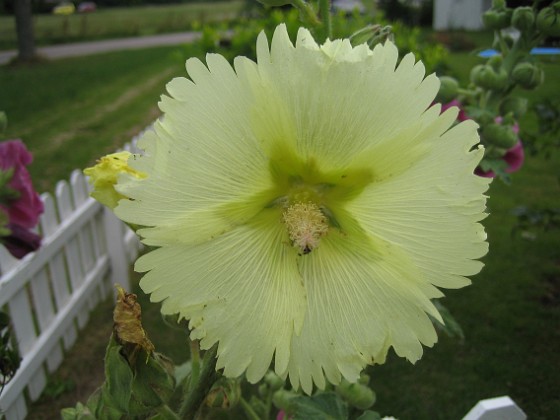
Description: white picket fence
xmin=0 ymin=163 xmax=141 ymax=419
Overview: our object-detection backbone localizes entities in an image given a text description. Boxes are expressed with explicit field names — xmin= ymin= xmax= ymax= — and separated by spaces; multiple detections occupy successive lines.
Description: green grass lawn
xmin=2 ymin=29 xmax=558 ymax=420
xmin=0 ymin=44 xmax=201 ymax=192
xmin=0 ymin=1 xmax=245 ymax=50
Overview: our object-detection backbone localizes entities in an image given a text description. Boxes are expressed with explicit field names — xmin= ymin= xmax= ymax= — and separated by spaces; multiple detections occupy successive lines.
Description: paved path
xmin=0 ymin=31 xmax=201 ymax=65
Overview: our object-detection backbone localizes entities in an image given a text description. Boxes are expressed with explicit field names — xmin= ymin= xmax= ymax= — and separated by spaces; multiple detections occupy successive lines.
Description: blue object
xmin=479 ymin=47 xmax=560 ymax=57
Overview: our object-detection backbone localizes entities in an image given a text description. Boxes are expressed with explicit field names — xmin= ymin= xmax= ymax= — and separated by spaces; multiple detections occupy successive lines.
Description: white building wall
xmin=434 ymin=0 xmax=492 ymax=31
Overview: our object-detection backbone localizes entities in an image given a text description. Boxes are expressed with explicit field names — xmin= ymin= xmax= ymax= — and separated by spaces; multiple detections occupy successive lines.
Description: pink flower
xmin=439 ymin=103 xmax=525 ymax=178
xmin=441 ymin=99 xmax=469 ymax=122
xmin=475 ymin=140 xmax=525 ymax=178
xmin=0 ymin=140 xmax=43 ymax=229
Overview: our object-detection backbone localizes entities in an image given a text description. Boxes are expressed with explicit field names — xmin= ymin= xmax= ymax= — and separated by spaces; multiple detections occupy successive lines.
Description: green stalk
xmin=179 ymin=344 xmax=220 ymax=419
xmin=292 ymin=0 xmax=322 ymax=28
xmin=240 ymin=397 xmax=261 ymax=420
xmin=189 ymin=339 xmax=200 ymax=390
xmin=319 ymin=0 xmax=333 ymax=41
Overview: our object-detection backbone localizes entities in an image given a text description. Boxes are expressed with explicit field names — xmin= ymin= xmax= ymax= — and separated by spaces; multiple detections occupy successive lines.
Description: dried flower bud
xmin=512 ymin=62 xmax=544 ymax=90
xmin=205 ymin=377 xmax=241 ymax=409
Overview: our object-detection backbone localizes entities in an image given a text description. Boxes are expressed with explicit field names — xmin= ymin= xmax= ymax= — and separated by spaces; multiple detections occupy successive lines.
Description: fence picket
xmin=8 ymin=288 xmax=37 ymax=356
xmin=55 ymin=181 xmax=89 ymax=329
xmin=0 ymin=141 xmax=141 ymax=419
xmin=29 ymin=268 xmax=63 ymax=372
xmin=39 ymin=193 xmax=77 ymax=350
xmin=70 ymin=171 xmax=100 ymax=308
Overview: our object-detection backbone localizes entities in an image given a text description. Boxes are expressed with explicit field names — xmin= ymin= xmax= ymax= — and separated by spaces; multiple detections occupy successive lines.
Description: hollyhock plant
xmin=441 ymin=101 xmax=525 ymax=178
xmin=99 ymin=25 xmax=491 ymax=394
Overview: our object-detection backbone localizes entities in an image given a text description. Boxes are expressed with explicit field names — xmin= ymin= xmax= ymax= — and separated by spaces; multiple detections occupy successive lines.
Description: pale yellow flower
xmin=84 ymin=151 xmax=146 ymax=209
xmin=114 ymin=25 xmax=490 ymax=393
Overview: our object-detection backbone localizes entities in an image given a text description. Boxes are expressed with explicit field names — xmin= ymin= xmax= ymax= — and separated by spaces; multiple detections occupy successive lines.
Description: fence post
xmin=463 ymin=396 xmax=526 ymax=420
xmin=102 ymin=207 xmax=130 ymax=292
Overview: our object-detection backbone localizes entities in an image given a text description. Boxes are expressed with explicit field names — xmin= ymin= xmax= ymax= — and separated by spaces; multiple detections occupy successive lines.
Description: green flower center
xmin=265 ymin=144 xmax=374 ymax=253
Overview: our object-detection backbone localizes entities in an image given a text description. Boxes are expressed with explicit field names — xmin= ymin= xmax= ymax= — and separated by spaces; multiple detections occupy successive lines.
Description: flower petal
xmin=348 ymin=115 xmax=490 ymax=291
xmin=115 ymin=54 xmax=274 ymax=245
xmin=251 ymin=26 xmax=440 ymax=172
xmin=136 ymin=209 xmax=306 ymax=383
xmin=287 ymin=218 xmax=440 ymax=393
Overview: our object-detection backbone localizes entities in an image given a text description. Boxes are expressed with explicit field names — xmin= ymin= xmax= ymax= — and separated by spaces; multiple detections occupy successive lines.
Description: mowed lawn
xmin=0 ymin=44 xmax=197 ymax=192
xmin=0 ymin=32 xmax=558 ymax=419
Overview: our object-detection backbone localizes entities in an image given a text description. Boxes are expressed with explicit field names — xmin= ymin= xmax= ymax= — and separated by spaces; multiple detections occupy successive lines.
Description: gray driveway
xmin=0 ymin=31 xmax=201 ymax=65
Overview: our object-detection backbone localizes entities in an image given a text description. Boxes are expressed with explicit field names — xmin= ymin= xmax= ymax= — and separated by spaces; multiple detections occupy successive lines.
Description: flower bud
xmin=512 ymin=7 xmax=535 ymax=31
xmin=485 ymin=147 xmax=509 ymax=158
xmin=492 ymin=0 xmax=506 ymax=9
xmin=487 ymin=54 xmax=503 ymax=70
xmin=264 ymin=371 xmax=285 ymax=391
xmin=482 ymin=9 xmax=511 ymax=30
xmin=482 ymin=123 xmax=518 ymax=149
xmin=500 ymin=97 xmax=528 ymax=119
xmin=536 ymin=7 xmax=560 ymax=37
xmin=437 ymin=76 xmax=460 ymax=103
xmin=336 ymin=378 xmax=376 ymax=410
xmin=512 ymin=62 xmax=544 ymax=89
xmin=358 ymin=372 xmax=370 ymax=385
xmin=205 ymin=377 xmax=241 ymax=409
xmin=0 ymin=111 xmax=7 ymax=133
xmin=256 ymin=0 xmax=293 ymax=6
xmin=471 ymin=65 xmax=508 ymax=90
xmin=272 ymin=389 xmax=299 ymax=411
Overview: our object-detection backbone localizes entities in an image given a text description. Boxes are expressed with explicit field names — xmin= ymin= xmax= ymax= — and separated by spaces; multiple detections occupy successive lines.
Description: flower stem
xmin=179 ymin=344 xmax=220 ymax=419
xmin=240 ymin=397 xmax=261 ymax=420
xmin=319 ymin=0 xmax=333 ymax=41
xmin=189 ymin=339 xmax=200 ymax=389
xmin=292 ymin=0 xmax=322 ymax=28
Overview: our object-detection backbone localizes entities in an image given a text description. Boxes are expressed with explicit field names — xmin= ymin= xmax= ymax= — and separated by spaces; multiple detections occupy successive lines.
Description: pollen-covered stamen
xmin=283 ymin=202 xmax=329 ymax=254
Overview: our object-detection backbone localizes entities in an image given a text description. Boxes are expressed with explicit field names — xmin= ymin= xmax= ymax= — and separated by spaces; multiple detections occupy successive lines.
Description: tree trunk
xmin=14 ymin=0 xmax=37 ymax=62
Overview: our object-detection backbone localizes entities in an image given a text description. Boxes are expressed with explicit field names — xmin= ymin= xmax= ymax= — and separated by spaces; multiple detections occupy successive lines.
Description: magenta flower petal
xmin=2 ymin=223 xmax=41 ymax=259
xmin=503 ymin=140 xmax=525 ymax=173
xmin=0 ymin=140 xmax=44 ymax=228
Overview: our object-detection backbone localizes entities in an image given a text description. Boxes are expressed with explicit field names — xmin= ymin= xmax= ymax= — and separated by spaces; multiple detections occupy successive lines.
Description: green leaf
xmin=432 ymin=300 xmax=465 ymax=341
xmin=288 ymin=392 xmax=348 ymax=420
xmin=60 ymin=402 xmax=96 ymax=420
xmin=128 ymin=351 xmax=176 ymax=415
xmin=356 ymin=411 xmax=382 ymax=420
xmin=101 ymin=336 xmax=134 ymax=412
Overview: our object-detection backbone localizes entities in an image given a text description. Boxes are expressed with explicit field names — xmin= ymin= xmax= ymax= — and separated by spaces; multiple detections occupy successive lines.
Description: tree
xmin=13 ymin=0 xmax=37 ymax=62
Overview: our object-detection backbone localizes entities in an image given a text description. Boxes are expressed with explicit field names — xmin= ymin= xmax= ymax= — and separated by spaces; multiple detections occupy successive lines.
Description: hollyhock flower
xmin=441 ymin=99 xmax=469 ymax=122
xmin=441 ymin=103 xmax=525 ymax=177
xmin=112 ymin=25 xmax=490 ymax=393
xmin=475 ymin=140 xmax=525 ymax=177
xmin=2 ymin=222 xmax=41 ymax=259
xmin=476 ymin=117 xmax=525 ymax=178
xmin=0 ymin=140 xmax=43 ymax=229
xmin=84 ymin=151 xmax=146 ymax=209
